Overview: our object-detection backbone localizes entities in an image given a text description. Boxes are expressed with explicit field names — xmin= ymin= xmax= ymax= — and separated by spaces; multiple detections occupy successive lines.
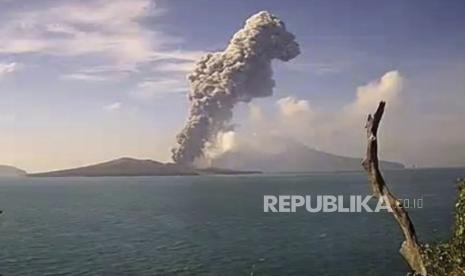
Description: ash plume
xmin=172 ymin=11 xmax=300 ymax=165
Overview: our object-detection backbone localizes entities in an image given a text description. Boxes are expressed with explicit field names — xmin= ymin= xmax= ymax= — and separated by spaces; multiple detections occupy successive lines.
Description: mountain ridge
xmin=28 ymin=157 xmax=261 ymax=177
xmin=0 ymin=165 xmax=27 ymax=177
xmin=212 ymin=141 xmax=404 ymax=172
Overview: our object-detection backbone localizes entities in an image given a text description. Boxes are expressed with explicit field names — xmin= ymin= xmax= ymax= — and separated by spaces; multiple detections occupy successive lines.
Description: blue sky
xmin=0 ymin=0 xmax=464 ymax=172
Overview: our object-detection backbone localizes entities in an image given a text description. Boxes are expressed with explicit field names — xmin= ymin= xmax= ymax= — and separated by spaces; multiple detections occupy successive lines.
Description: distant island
xmin=0 ymin=165 xmax=26 ymax=177
xmin=27 ymin=157 xmax=262 ymax=177
xmin=212 ymin=140 xmax=404 ymax=172
xmin=2 ymin=145 xmax=405 ymax=177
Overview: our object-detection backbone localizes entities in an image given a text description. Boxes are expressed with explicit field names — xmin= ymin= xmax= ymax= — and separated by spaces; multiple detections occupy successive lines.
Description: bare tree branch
xmin=362 ymin=101 xmax=427 ymax=275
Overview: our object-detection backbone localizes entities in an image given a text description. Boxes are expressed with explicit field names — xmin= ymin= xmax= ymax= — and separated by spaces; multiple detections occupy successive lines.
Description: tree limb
xmin=362 ymin=101 xmax=427 ymax=275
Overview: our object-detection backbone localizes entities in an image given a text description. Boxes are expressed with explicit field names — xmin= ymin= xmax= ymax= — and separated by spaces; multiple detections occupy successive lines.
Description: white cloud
xmin=348 ymin=70 xmax=403 ymax=113
xmin=0 ymin=0 xmax=204 ymax=81
xmin=233 ymin=70 xmax=465 ymax=167
xmin=103 ymin=102 xmax=122 ymax=112
xmin=154 ymin=61 xmax=196 ymax=73
xmin=0 ymin=62 xmax=19 ymax=76
xmin=269 ymin=71 xmax=403 ymax=151
xmin=151 ymin=50 xmax=206 ymax=63
xmin=0 ymin=0 xmax=158 ymax=60
xmin=62 ymin=64 xmax=138 ymax=82
xmin=277 ymin=96 xmax=312 ymax=117
xmin=62 ymin=73 xmax=109 ymax=82
xmin=131 ymin=79 xmax=187 ymax=99
xmin=232 ymin=71 xmax=417 ymax=164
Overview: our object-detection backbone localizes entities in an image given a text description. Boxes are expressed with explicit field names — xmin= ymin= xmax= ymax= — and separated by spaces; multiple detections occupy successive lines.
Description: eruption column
xmin=172 ymin=11 xmax=300 ymax=165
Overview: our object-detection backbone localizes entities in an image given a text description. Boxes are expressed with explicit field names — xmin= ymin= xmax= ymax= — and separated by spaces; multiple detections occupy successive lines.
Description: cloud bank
xmin=212 ymin=70 xmax=465 ymax=168
xmin=0 ymin=62 xmax=19 ymax=77
xmin=0 ymin=0 xmax=203 ymax=84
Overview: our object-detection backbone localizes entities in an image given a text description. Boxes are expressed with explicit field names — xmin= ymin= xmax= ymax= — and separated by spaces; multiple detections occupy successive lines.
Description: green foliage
xmin=422 ymin=180 xmax=465 ymax=275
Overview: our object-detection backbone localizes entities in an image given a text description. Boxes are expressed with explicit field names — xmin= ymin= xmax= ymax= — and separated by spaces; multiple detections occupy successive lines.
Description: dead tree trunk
xmin=362 ymin=101 xmax=427 ymax=275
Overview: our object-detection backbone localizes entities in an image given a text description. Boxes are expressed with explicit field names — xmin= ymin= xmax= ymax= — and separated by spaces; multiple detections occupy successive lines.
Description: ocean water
xmin=0 ymin=168 xmax=463 ymax=275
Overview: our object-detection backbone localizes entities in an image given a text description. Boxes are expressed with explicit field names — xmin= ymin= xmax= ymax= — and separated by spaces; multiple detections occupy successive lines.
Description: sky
xmin=0 ymin=0 xmax=464 ymax=172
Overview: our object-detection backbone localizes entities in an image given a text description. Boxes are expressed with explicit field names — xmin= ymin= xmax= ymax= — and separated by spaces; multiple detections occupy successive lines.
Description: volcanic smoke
xmin=172 ymin=11 xmax=300 ymax=165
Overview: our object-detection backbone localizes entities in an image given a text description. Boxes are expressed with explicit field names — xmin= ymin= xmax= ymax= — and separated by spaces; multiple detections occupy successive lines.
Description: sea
xmin=0 ymin=168 xmax=463 ymax=275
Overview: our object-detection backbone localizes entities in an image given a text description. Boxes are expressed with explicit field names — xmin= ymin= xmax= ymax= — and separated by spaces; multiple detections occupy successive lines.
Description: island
xmin=27 ymin=157 xmax=262 ymax=177
xmin=212 ymin=140 xmax=404 ymax=172
xmin=0 ymin=165 xmax=27 ymax=177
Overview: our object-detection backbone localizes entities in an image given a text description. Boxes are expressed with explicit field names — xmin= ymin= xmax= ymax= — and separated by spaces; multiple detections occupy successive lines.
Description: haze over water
xmin=0 ymin=168 xmax=462 ymax=275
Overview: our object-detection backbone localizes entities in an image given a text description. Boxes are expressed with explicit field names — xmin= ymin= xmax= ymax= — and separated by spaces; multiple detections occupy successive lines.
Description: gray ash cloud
xmin=172 ymin=11 xmax=300 ymax=165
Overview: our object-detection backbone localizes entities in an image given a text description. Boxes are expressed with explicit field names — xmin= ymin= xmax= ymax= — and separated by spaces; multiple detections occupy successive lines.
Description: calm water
xmin=0 ymin=168 xmax=463 ymax=275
